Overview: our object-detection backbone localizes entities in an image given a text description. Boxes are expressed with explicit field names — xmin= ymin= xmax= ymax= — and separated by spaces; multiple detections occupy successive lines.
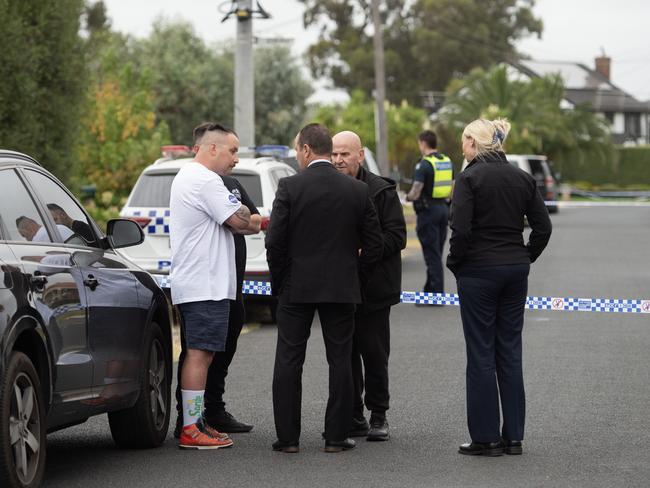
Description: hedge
xmin=555 ymin=146 xmax=650 ymax=188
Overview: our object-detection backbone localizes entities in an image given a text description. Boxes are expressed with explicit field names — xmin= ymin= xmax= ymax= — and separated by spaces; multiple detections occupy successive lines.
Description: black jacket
xmin=446 ymin=151 xmax=552 ymax=273
xmin=356 ymin=166 xmax=406 ymax=312
xmin=265 ymin=161 xmax=383 ymax=303
xmin=221 ymin=175 xmax=260 ymax=295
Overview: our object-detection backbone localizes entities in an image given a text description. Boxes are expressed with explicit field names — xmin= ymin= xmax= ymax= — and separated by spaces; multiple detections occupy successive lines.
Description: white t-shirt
xmin=32 ymin=224 xmax=74 ymax=243
xmin=169 ymin=162 xmax=241 ymax=304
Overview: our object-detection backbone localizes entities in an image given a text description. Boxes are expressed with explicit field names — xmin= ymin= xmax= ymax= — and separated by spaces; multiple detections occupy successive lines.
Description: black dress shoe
xmin=173 ymin=413 xmax=183 ymax=439
xmin=503 ymin=439 xmax=523 ymax=455
xmin=324 ymin=438 xmax=356 ymax=453
xmin=458 ymin=441 xmax=504 ymax=456
xmin=272 ymin=440 xmax=299 ymax=453
xmin=349 ymin=417 xmax=370 ymax=437
xmin=367 ymin=416 xmax=389 ymax=441
xmin=206 ymin=411 xmax=253 ymax=433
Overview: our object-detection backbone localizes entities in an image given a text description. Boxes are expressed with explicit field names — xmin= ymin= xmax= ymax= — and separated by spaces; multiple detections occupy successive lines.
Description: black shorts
xmin=178 ymin=300 xmax=230 ymax=352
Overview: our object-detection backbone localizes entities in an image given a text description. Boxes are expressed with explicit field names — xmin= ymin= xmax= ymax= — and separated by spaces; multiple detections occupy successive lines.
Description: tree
xmin=134 ymin=22 xmax=312 ymax=146
xmin=438 ymin=65 xmax=613 ymax=170
xmin=315 ymin=90 xmax=427 ymax=175
xmin=134 ymin=20 xmax=235 ymax=144
xmin=254 ymin=45 xmax=313 ymax=145
xmin=76 ymin=30 xmax=170 ymax=211
xmin=0 ymin=0 xmax=86 ymax=184
xmin=299 ymin=0 xmax=542 ymax=105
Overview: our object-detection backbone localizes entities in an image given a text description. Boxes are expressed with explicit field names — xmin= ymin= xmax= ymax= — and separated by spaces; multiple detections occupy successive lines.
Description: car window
xmin=0 ymin=169 xmax=52 ymax=243
xmin=527 ymin=159 xmax=547 ymax=181
xmin=232 ymin=172 xmax=263 ymax=207
xmin=23 ymin=170 xmax=98 ymax=247
xmin=128 ymin=173 xmax=175 ymax=207
xmin=269 ymin=168 xmax=290 ymax=188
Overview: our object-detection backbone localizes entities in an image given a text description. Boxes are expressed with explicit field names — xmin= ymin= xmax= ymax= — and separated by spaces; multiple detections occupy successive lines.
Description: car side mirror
xmin=106 ymin=219 xmax=144 ymax=249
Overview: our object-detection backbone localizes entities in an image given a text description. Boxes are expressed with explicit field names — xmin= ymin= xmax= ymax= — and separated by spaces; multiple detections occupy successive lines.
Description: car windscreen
xmin=128 ymin=173 xmax=175 ymax=207
xmin=128 ymin=171 xmax=264 ymax=208
xmin=527 ymin=159 xmax=549 ymax=181
xmin=232 ymin=172 xmax=263 ymax=207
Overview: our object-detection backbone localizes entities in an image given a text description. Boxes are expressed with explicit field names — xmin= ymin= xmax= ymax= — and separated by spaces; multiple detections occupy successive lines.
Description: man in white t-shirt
xmin=170 ymin=123 xmax=252 ymax=450
xmin=16 ymin=216 xmax=74 ymax=242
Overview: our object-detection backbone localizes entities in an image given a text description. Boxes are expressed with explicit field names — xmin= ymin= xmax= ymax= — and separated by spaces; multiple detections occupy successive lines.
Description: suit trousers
xmin=175 ymin=296 xmax=245 ymax=420
xmin=273 ymin=295 xmax=355 ymax=443
xmin=352 ymin=306 xmax=390 ymax=419
xmin=456 ymin=264 xmax=529 ymax=443
xmin=416 ymin=203 xmax=449 ymax=293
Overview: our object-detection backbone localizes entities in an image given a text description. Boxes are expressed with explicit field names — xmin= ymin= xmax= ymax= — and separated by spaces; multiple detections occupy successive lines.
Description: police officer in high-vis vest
xmin=406 ymin=130 xmax=453 ymax=295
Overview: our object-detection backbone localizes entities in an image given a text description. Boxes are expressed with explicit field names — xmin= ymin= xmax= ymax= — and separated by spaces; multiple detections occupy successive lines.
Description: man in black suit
xmin=265 ymin=123 xmax=383 ymax=453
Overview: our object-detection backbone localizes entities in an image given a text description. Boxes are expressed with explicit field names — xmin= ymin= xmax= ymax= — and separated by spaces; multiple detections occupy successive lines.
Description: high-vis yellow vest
xmin=423 ymin=154 xmax=453 ymax=198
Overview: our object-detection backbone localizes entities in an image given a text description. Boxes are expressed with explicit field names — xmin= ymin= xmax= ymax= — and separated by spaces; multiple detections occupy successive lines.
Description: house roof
xmin=513 ymin=60 xmax=649 ymax=113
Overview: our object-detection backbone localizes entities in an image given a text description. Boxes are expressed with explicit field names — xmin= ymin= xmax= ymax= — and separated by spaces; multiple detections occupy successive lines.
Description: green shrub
xmin=557 ymin=145 xmax=650 ymax=188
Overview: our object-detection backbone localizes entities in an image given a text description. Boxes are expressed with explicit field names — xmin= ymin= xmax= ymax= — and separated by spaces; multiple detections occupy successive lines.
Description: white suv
xmin=461 ymin=154 xmax=559 ymax=213
xmin=119 ymin=148 xmax=296 ymax=281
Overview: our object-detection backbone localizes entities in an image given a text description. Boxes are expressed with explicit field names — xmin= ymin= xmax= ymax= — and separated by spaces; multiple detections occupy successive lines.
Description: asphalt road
xmin=43 ymin=206 xmax=650 ymax=488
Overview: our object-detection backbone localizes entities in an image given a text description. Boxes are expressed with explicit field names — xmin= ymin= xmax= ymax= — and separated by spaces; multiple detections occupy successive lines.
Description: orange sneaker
xmin=202 ymin=422 xmax=231 ymax=441
xmin=179 ymin=422 xmax=234 ymax=450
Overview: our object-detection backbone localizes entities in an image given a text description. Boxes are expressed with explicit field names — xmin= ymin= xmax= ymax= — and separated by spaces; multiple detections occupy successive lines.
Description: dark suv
xmin=0 ymin=151 xmax=172 ymax=488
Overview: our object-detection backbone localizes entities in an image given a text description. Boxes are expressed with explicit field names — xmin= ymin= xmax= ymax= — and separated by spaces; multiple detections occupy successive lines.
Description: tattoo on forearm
xmin=232 ymin=205 xmax=251 ymax=224
xmin=408 ymin=181 xmax=424 ymax=201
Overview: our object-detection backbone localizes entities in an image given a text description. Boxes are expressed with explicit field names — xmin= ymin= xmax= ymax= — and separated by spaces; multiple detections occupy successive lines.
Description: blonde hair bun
xmin=463 ymin=118 xmax=511 ymax=157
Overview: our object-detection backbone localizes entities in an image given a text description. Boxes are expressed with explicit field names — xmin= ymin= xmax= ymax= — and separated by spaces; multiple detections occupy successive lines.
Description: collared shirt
xmin=308 ymin=158 xmax=332 ymax=167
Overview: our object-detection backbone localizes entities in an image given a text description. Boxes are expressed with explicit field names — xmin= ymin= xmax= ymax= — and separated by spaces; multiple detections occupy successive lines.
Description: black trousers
xmin=456 ymin=264 xmax=530 ymax=443
xmin=416 ymin=204 xmax=449 ymax=293
xmin=272 ymin=295 xmax=355 ymax=443
xmin=175 ymin=296 xmax=245 ymax=420
xmin=352 ymin=306 xmax=390 ymax=419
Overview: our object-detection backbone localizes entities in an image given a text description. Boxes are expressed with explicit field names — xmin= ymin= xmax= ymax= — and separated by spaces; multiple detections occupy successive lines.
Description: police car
xmin=118 ymin=146 xmax=296 ymax=283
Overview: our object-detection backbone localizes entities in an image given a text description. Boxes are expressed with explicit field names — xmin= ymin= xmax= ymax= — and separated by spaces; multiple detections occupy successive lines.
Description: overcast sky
xmin=102 ymin=0 xmax=650 ymax=101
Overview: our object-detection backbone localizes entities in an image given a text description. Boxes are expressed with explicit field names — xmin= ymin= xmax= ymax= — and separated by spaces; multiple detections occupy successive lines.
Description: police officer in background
xmin=406 ymin=130 xmax=454 ymax=295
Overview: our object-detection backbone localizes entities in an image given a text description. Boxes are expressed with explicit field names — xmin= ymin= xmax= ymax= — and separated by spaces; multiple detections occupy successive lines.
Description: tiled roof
xmin=513 ymin=60 xmax=650 ymax=113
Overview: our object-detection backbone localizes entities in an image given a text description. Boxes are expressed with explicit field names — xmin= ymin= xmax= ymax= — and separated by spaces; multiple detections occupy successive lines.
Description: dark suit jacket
xmin=265 ymin=161 xmax=383 ymax=303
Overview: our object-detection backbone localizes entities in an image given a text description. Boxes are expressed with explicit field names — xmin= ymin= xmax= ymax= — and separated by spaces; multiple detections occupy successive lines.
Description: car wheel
xmin=108 ymin=322 xmax=171 ymax=448
xmin=0 ymin=351 xmax=46 ymax=488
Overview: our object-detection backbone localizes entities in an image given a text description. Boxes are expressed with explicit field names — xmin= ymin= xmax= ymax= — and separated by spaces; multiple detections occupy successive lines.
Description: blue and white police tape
xmin=545 ymin=201 xmax=650 ymax=207
xmin=400 ymin=292 xmax=650 ymax=314
xmin=153 ymin=275 xmax=650 ymax=314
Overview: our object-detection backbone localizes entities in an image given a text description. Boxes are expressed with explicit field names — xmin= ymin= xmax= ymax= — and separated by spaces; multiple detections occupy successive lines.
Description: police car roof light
xmin=256 ymin=145 xmax=289 ymax=158
xmin=161 ymin=145 xmax=193 ymax=159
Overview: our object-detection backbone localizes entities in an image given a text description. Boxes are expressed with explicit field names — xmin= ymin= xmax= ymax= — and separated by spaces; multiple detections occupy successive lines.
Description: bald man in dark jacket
xmin=332 ymin=130 xmax=406 ymax=442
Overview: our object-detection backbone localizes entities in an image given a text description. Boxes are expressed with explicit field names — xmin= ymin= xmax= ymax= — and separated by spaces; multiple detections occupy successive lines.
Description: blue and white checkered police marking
xmin=152 ymin=275 xmax=650 ymax=315
xmin=123 ymin=208 xmax=170 ymax=235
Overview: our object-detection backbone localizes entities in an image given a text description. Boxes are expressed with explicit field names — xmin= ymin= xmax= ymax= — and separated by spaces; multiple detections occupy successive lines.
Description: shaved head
xmin=332 ymin=131 xmax=365 ymax=177
xmin=333 ymin=131 xmax=362 ymax=151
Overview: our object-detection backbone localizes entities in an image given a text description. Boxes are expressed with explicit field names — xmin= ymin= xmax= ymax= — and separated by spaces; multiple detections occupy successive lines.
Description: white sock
xmin=181 ymin=389 xmax=204 ymax=427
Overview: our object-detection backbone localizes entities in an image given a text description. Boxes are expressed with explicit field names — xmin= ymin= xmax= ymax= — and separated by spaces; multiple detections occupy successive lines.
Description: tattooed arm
xmin=406 ymin=181 xmax=424 ymax=201
xmin=224 ymin=204 xmax=251 ymax=232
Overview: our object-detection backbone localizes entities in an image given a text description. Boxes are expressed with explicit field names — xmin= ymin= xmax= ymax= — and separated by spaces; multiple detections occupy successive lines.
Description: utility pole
xmin=371 ymin=0 xmax=389 ymax=176
xmin=222 ymin=1 xmax=270 ymax=148
xmin=234 ymin=0 xmax=255 ymax=147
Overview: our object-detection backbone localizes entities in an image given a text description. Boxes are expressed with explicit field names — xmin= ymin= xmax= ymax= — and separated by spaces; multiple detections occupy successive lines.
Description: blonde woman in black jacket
xmin=447 ymin=118 xmax=552 ymax=457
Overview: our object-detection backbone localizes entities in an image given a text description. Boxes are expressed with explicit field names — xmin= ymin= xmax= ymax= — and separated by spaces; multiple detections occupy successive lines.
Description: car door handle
xmin=83 ymin=274 xmax=99 ymax=291
xmin=30 ymin=271 xmax=48 ymax=290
